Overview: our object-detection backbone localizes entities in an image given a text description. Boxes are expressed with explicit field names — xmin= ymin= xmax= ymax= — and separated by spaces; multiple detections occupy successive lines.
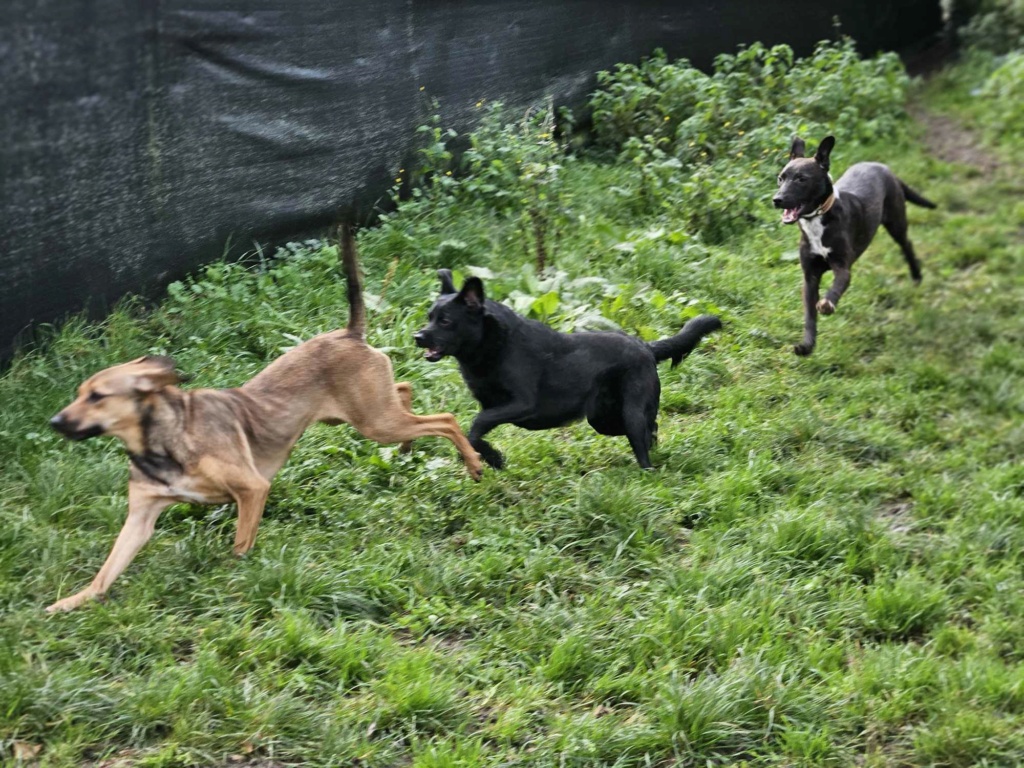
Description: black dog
xmin=772 ymin=135 xmax=936 ymax=356
xmin=414 ymin=271 xmax=721 ymax=469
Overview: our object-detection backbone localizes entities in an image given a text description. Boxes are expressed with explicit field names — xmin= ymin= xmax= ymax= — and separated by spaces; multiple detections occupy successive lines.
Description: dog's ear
xmin=437 ymin=269 xmax=457 ymax=295
xmin=789 ymin=136 xmax=806 ymax=160
xmin=131 ymin=355 xmax=187 ymax=393
xmin=815 ymin=136 xmax=835 ymax=171
xmin=458 ymin=277 xmax=485 ymax=312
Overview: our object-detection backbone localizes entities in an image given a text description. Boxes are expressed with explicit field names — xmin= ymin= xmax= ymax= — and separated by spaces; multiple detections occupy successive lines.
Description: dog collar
xmin=802 ymin=190 xmax=837 ymax=219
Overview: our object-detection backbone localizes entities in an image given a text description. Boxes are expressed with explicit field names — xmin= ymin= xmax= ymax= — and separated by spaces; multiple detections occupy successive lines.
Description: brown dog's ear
xmin=437 ymin=269 xmax=457 ymax=295
xmin=789 ymin=136 xmax=806 ymax=160
xmin=815 ymin=136 xmax=835 ymax=171
xmin=459 ymin=277 xmax=485 ymax=312
xmin=132 ymin=355 xmax=187 ymax=393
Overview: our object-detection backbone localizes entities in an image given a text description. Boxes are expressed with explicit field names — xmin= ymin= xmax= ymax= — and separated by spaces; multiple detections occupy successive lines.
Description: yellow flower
xmin=663 ymin=115 xmax=670 ymax=121
xmin=445 ymin=171 xmax=452 ymax=176
xmin=419 ymin=86 xmax=425 ymax=91
xmin=738 ymin=130 xmax=745 ymax=136
xmin=395 ymin=178 xmax=402 ymax=183
xmin=793 ymin=108 xmax=800 ymax=114
xmin=476 ymin=101 xmax=483 ymax=107
xmin=724 ymin=121 xmax=731 ymax=127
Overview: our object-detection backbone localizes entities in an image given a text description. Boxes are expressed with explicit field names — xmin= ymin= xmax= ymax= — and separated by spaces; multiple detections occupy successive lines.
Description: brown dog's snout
xmin=50 ymin=410 xmax=103 ymax=440
xmin=50 ymin=412 xmax=72 ymax=433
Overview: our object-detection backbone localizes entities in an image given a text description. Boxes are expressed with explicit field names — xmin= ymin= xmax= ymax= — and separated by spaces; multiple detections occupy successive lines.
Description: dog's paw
xmin=46 ymin=589 xmax=99 ymax=613
xmin=480 ymin=448 xmax=505 ymax=470
xmin=816 ymin=298 xmax=835 ymax=315
xmin=233 ymin=540 xmax=256 ymax=557
xmin=793 ymin=342 xmax=815 ymax=357
xmin=465 ymin=456 xmax=484 ymax=482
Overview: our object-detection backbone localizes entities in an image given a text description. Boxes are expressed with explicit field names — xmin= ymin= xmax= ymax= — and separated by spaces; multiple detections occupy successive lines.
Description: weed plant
xmin=1 ymin=37 xmax=1023 ymax=767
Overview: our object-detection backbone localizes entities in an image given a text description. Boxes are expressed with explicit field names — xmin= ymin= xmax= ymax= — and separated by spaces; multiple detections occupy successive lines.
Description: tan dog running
xmin=47 ymin=227 xmax=482 ymax=612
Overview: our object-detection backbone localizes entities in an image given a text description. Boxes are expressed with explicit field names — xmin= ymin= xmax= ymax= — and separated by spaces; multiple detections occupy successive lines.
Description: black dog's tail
xmin=647 ymin=314 xmax=722 ymax=368
xmin=899 ymin=179 xmax=937 ymax=209
xmin=340 ymin=224 xmax=366 ymax=339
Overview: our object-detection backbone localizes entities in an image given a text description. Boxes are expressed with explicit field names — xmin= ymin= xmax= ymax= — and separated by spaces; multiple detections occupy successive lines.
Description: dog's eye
xmin=438 ymin=317 xmax=453 ymax=328
xmin=87 ymin=391 xmax=107 ymax=403
xmin=794 ymin=175 xmax=805 ymax=182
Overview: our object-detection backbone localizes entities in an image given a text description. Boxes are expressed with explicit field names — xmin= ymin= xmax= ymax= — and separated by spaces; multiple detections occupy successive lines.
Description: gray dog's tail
xmin=340 ymin=224 xmax=366 ymax=339
xmin=647 ymin=314 xmax=722 ymax=368
xmin=899 ymin=179 xmax=937 ymax=209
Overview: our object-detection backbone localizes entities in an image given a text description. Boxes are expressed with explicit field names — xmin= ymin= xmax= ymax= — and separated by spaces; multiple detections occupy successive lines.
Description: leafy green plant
xmin=590 ymin=40 xmax=909 ymax=240
xmin=460 ymin=98 xmax=572 ymax=271
xmin=379 ymin=98 xmax=572 ymax=271
xmin=958 ymin=0 xmax=1024 ymax=53
xmin=979 ymin=51 xmax=1024 ymax=137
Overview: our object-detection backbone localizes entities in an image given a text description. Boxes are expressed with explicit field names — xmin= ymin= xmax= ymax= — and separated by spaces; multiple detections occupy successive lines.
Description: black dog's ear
xmin=437 ymin=269 xmax=457 ymax=295
xmin=458 ymin=277 xmax=485 ymax=311
xmin=815 ymin=136 xmax=835 ymax=171
xmin=789 ymin=136 xmax=806 ymax=161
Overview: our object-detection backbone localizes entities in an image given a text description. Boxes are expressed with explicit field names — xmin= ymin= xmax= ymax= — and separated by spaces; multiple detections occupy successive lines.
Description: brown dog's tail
xmin=647 ymin=314 xmax=722 ymax=368
xmin=899 ymin=179 xmax=937 ymax=209
xmin=340 ymin=224 xmax=366 ymax=339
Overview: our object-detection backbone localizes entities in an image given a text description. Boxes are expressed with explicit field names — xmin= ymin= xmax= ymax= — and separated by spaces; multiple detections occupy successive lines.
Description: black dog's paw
xmin=793 ymin=342 xmax=815 ymax=357
xmin=474 ymin=442 xmax=505 ymax=470
xmin=482 ymin=449 xmax=505 ymax=470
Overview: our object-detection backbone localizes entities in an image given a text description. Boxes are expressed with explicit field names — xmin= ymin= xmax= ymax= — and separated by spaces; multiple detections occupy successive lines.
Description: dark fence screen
xmin=1 ymin=1 xmax=941 ymax=357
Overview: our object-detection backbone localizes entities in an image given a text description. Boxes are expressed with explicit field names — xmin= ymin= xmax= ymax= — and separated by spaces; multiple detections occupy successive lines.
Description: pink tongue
xmin=782 ymin=208 xmax=800 ymax=223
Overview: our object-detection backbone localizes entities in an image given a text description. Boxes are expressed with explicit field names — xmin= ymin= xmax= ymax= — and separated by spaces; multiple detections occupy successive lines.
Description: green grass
xmin=2 ymin=52 xmax=1023 ymax=767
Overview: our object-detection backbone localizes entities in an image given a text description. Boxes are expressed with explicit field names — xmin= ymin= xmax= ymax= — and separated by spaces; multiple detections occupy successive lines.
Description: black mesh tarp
xmin=0 ymin=1 xmax=941 ymax=357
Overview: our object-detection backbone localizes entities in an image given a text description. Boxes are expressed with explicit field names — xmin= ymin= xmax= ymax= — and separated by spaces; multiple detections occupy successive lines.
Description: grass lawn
xmin=1 ymin=49 xmax=1022 ymax=767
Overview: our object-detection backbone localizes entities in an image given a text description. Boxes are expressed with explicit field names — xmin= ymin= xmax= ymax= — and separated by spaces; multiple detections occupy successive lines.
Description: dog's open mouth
xmin=424 ymin=348 xmax=445 ymax=363
xmin=781 ymin=207 xmax=802 ymax=224
xmin=63 ymin=424 xmax=105 ymax=441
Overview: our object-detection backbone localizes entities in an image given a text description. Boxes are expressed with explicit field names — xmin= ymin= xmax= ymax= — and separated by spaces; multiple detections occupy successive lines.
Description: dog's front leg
xmin=47 ymin=484 xmax=172 ymax=613
xmin=469 ymin=403 xmax=535 ymax=469
xmin=818 ymin=265 xmax=851 ymax=315
xmin=795 ymin=269 xmax=822 ymax=356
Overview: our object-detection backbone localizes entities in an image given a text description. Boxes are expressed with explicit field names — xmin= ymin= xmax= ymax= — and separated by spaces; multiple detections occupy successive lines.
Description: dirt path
xmin=907 ymin=102 xmax=1000 ymax=175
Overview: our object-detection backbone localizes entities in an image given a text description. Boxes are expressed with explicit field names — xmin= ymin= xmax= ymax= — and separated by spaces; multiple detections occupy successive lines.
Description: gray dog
xmin=772 ymin=135 xmax=936 ymax=356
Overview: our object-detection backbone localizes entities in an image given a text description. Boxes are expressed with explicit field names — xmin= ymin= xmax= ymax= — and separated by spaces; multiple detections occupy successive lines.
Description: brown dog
xmin=47 ymin=228 xmax=482 ymax=612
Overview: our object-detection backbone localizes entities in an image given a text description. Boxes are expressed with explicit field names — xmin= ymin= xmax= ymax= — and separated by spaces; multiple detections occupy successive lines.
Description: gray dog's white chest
xmin=798 ymin=217 xmax=831 ymax=257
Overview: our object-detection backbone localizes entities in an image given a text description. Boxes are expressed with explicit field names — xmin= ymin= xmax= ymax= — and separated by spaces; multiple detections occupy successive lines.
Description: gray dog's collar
xmin=802 ymin=177 xmax=838 ymax=219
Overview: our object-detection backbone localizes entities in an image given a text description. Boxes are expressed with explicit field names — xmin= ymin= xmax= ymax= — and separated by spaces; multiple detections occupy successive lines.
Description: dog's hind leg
xmin=358 ymin=410 xmax=483 ymax=480
xmin=623 ymin=405 xmax=655 ymax=469
xmin=621 ymin=377 xmax=658 ymax=469
xmin=46 ymin=484 xmax=173 ymax=613
xmin=883 ymin=216 xmax=923 ymax=284
xmin=394 ymin=382 xmax=415 ymax=453
xmin=230 ymin=476 xmax=272 ymax=556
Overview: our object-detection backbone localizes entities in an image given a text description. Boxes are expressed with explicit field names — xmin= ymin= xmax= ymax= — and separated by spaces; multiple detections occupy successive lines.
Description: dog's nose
xmin=413 ymin=331 xmax=427 ymax=348
xmin=50 ymin=413 xmax=68 ymax=432
xmin=772 ymin=197 xmax=784 ymax=209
